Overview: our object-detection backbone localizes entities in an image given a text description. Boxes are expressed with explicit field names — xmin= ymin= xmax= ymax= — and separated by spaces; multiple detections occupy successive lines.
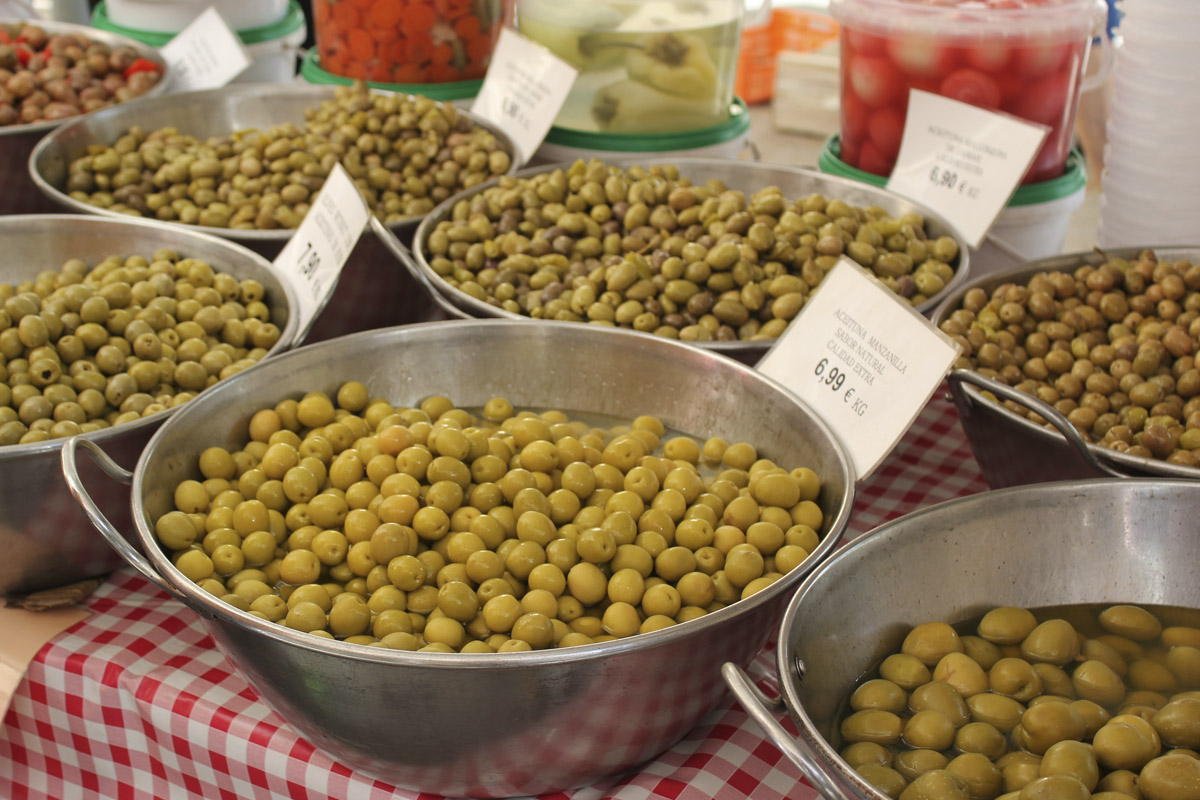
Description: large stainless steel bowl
xmin=931 ymin=247 xmax=1200 ymax=487
xmin=28 ymin=83 xmax=517 ymax=247
xmin=63 ymin=319 xmax=856 ymax=797
xmin=0 ymin=18 xmax=168 ymax=217
xmin=379 ymin=158 xmax=971 ymax=360
xmin=724 ymin=478 xmax=1200 ymax=800
xmin=0 ymin=215 xmax=299 ymax=596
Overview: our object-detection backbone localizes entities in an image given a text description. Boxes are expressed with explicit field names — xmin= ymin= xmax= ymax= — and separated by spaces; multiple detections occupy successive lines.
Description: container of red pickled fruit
xmin=829 ymin=0 xmax=1111 ymax=185
xmin=313 ymin=0 xmax=505 ymax=85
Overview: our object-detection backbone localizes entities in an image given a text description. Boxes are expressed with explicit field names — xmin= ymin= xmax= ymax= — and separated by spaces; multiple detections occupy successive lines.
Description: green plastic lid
xmin=301 ymin=51 xmax=483 ymax=103
xmin=819 ymin=135 xmax=1086 ymax=207
xmin=544 ymin=99 xmax=751 ymax=152
xmin=92 ymin=0 xmax=306 ymax=47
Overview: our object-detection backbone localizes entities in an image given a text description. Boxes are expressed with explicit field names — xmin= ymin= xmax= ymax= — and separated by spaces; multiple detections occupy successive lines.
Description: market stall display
xmin=63 ymin=319 xmax=855 ymax=797
xmin=932 ymin=247 xmax=1200 ymax=487
xmin=381 ymin=157 xmax=969 ymax=360
xmin=0 ymin=214 xmax=299 ymax=597
xmin=726 ymin=478 xmax=1200 ymax=800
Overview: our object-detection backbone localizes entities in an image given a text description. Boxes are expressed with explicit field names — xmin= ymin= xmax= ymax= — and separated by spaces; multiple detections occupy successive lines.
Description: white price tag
xmin=886 ymin=90 xmax=1048 ymax=249
xmin=472 ymin=28 xmax=578 ymax=165
xmin=273 ymin=163 xmax=370 ymax=335
xmin=757 ymin=258 xmax=961 ymax=481
xmin=161 ymin=7 xmax=252 ymax=92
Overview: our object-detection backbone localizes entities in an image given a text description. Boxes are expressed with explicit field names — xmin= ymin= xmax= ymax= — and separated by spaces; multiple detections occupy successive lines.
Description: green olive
xmin=1138 ymin=754 xmax=1200 ymax=800
xmin=898 ymin=769 xmax=971 ymax=800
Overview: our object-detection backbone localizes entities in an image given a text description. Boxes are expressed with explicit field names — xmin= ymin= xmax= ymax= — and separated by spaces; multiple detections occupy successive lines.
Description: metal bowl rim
xmin=931 ymin=245 xmax=1200 ymax=480
xmin=28 ymin=82 xmax=519 ymax=242
xmin=125 ymin=318 xmax=857 ymax=668
xmin=0 ymin=213 xmax=301 ymax=462
xmin=0 ymin=17 xmax=170 ymax=138
xmin=405 ymin=157 xmax=973 ymax=353
xmin=776 ymin=476 xmax=1200 ymax=800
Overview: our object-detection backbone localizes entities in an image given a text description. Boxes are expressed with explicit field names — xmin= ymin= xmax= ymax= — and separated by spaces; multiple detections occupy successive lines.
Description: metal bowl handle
xmin=61 ymin=436 xmax=187 ymax=602
xmin=721 ymin=663 xmax=853 ymax=800
xmin=369 ymin=217 xmax=473 ymax=320
xmin=947 ymin=369 xmax=1126 ymax=479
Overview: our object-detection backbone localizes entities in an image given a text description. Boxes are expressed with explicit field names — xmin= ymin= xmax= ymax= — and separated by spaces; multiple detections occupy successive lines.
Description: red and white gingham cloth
xmin=0 ymin=394 xmax=988 ymax=800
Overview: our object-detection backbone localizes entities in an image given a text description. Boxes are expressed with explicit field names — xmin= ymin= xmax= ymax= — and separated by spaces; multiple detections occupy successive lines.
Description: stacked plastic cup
xmin=1097 ymin=0 xmax=1200 ymax=246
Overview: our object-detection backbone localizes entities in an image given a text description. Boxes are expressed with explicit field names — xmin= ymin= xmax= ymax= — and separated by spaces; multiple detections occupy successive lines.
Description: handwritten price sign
xmin=472 ymin=28 xmax=578 ymax=165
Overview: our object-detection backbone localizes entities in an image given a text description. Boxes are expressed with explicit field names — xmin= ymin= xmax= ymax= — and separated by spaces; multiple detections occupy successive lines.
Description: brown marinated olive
xmin=420 ymin=159 xmax=961 ymax=343
xmin=155 ymin=386 xmax=829 ymax=652
xmin=0 ymin=24 xmax=161 ymax=129
xmin=843 ymin=603 xmax=1200 ymax=800
xmin=0 ymin=251 xmax=278 ymax=444
xmin=66 ymin=84 xmax=510 ymax=230
xmin=944 ymin=250 xmax=1200 ymax=468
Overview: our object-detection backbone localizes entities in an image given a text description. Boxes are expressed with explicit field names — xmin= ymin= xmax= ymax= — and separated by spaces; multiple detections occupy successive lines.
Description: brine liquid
xmin=833 ymin=601 xmax=1200 ymax=749
xmin=517 ymin=0 xmax=742 ymax=134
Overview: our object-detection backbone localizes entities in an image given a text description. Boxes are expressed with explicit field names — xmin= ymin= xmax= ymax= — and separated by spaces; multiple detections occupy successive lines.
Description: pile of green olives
xmin=839 ymin=603 xmax=1200 ymax=800
xmin=63 ymin=83 xmax=512 ymax=229
xmin=0 ymin=251 xmax=280 ymax=446
xmin=423 ymin=159 xmax=961 ymax=342
xmin=153 ymin=383 xmax=828 ymax=653
xmin=942 ymin=250 xmax=1200 ymax=468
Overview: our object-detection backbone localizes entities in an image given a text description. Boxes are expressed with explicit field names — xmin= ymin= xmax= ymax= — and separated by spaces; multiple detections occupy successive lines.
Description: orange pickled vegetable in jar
xmin=314 ymin=0 xmax=504 ymax=84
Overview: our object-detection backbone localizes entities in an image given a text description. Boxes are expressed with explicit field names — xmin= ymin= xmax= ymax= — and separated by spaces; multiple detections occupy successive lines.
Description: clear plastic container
xmin=313 ymin=0 xmax=504 ymax=84
xmin=829 ymin=0 xmax=1109 ymax=184
xmin=516 ymin=0 xmax=744 ymax=134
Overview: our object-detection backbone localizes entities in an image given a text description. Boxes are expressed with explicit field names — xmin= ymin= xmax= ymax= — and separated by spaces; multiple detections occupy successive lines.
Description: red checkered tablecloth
xmin=0 ymin=394 xmax=988 ymax=800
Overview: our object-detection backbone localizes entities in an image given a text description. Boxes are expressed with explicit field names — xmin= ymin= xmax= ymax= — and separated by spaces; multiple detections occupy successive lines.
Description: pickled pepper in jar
xmin=314 ymin=0 xmax=503 ymax=84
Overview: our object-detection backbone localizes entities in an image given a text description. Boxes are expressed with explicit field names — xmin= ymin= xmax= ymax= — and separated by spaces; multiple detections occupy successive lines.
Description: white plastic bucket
xmin=91 ymin=0 xmax=306 ymax=84
xmin=104 ymin=0 xmax=288 ymax=32
xmin=974 ymin=183 xmax=1088 ymax=276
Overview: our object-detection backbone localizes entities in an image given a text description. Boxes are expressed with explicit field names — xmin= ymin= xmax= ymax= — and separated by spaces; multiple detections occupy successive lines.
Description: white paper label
xmin=161 ymin=7 xmax=252 ymax=92
xmin=757 ymin=258 xmax=962 ymax=481
xmin=273 ymin=164 xmax=369 ymax=334
xmin=886 ymin=90 xmax=1049 ymax=249
xmin=472 ymin=28 xmax=578 ymax=165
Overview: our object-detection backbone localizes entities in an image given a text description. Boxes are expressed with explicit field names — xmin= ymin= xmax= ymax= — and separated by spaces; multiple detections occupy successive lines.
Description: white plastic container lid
xmin=105 ymin=0 xmax=288 ymax=33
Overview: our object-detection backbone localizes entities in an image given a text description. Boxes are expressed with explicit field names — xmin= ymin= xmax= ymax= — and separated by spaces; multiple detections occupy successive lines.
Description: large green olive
xmin=1138 ymin=754 xmax=1200 ymax=800
xmin=1021 ymin=619 xmax=1081 ymax=666
xmin=1039 ymin=740 xmax=1100 ymax=791
xmin=904 ymin=622 xmax=964 ymax=667
xmin=899 ymin=769 xmax=971 ymax=800
xmin=1152 ymin=698 xmax=1200 ymax=749
xmin=979 ymin=608 xmax=1038 ymax=646
xmin=946 ymin=753 xmax=1003 ymax=800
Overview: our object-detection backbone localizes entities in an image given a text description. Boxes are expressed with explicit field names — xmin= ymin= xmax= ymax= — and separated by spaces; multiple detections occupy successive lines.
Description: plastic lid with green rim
xmin=819 ymin=135 xmax=1087 ymax=207
xmin=544 ymin=99 xmax=751 ymax=152
xmin=92 ymin=0 xmax=306 ymax=46
xmin=301 ymin=51 xmax=483 ymax=103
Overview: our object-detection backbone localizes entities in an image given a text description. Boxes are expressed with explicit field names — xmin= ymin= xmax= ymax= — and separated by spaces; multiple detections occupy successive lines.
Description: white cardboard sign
xmin=273 ymin=163 xmax=370 ymax=334
xmin=757 ymin=258 xmax=962 ymax=481
xmin=161 ymin=7 xmax=252 ymax=92
xmin=472 ymin=28 xmax=578 ymax=165
xmin=886 ymin=90 xmax=1049 ymax=249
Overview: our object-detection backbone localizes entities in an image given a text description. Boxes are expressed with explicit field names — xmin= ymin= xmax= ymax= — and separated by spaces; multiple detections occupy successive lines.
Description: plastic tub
xmin=312 ymin=0 xmax=502 ymax=84
xmin=530 ymin=99 xmax=752 ymax=165
xmin=819 ymin=135 xmax=1086 ymax=276
xmin=91 ymin=0 xmax=306 ymax=84
xmin=517 ymin=0 xmax=744 ymax=135
xmin=299 ymin=50 xmax=481 ymax=104
xmin=103 ymin=0 xmax=288 ymax=32
xmin=828 ymin=0 xmax=1109 ymax=184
